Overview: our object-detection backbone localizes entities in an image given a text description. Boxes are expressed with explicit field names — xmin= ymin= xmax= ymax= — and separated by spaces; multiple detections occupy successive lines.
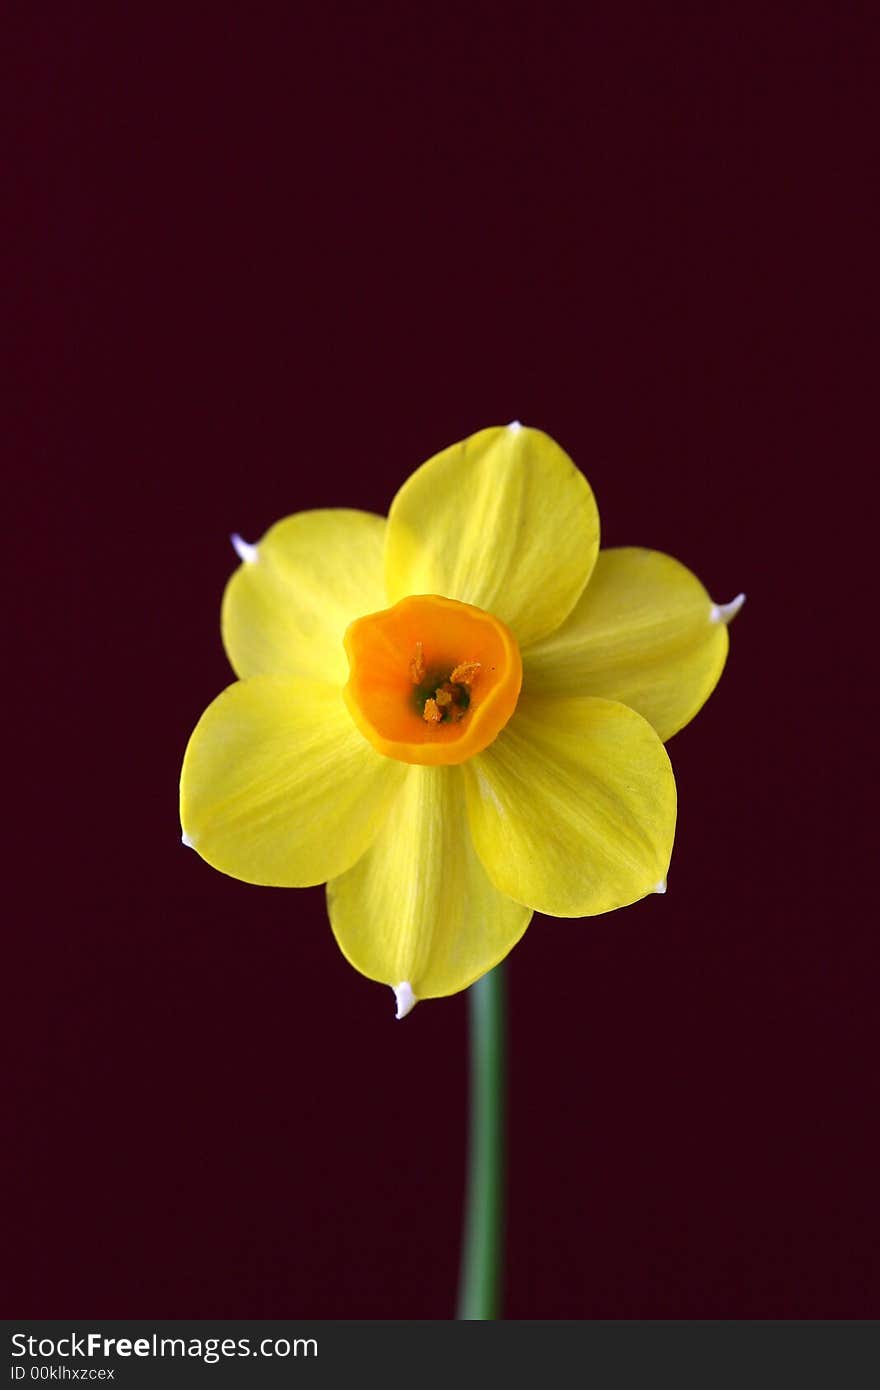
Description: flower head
xmin=180 ymin=425 xmax=742 ymax=1015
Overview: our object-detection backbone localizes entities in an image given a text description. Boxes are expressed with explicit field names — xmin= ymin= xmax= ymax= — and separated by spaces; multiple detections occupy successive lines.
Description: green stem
xmin=456 ymin=963 xmax=506 ymax=1320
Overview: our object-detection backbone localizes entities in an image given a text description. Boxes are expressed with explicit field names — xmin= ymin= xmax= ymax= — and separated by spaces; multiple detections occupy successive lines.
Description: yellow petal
xmin=222 ymin=509 xmax=387 ymax=683
xmin=463 ymin=694 xmax=676 ymax=917
xmin=327 ymin=765 xmax=532 ymax=999
xmin=385 ymin=425 xmax=599 ymax=647
xmin=180 ymin=676 xmax=406 ymax=886
xmin=522 ymin=547 xmax=730 ymax=741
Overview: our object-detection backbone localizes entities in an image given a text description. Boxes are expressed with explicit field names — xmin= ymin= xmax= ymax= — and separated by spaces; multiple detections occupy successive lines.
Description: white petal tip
xmin=181 ymin=830 xmax=195 ymax=849
xmin=710 ymin=592 xmax=746 ymax=624
xmin=507 ymin=419 xmax=523 ymax=432
xmin=393 ymin=982 xmax=417 ymax=1020
xmin=654 ymin=878 xmax=667 ymax=895
xmin=230 ymin=533 xmax=259 ymax=564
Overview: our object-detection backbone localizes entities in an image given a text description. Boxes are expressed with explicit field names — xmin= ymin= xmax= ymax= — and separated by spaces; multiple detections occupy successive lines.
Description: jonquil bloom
xmin=180 ymin=425 xmax=742 ymax=1016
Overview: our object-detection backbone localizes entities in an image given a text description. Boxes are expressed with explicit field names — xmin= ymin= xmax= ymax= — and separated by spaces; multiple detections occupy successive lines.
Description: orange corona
xmin=343 ymin=595 xmax=522 ymax=765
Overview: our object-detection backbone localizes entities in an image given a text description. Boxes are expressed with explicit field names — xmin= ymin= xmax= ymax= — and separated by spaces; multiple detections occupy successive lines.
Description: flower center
xmin=343 ymin=595 xmax=522 ymax=765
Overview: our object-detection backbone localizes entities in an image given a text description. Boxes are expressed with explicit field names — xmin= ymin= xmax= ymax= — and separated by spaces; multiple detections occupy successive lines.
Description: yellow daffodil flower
xmin=180 ymin=424 xmax=743 ymax=1016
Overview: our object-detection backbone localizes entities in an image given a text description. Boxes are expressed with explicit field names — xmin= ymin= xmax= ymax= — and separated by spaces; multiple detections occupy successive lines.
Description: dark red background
xmin=6 ymin=5 xmax=875 ymax=1317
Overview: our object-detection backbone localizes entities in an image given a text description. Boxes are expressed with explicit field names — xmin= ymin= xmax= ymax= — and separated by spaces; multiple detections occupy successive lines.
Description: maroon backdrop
xmin=6 ymin=5 xmax=875 ymax=1318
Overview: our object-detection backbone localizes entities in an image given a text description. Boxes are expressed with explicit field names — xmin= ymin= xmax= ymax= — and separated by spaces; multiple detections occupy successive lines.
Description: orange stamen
xmin=450 ymin=660 xmax=481 ymax=686
xmin=423 ymin=697 xmax=442 ymax=724
xmin=409 ymin=641 xmax=426 ymax=684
